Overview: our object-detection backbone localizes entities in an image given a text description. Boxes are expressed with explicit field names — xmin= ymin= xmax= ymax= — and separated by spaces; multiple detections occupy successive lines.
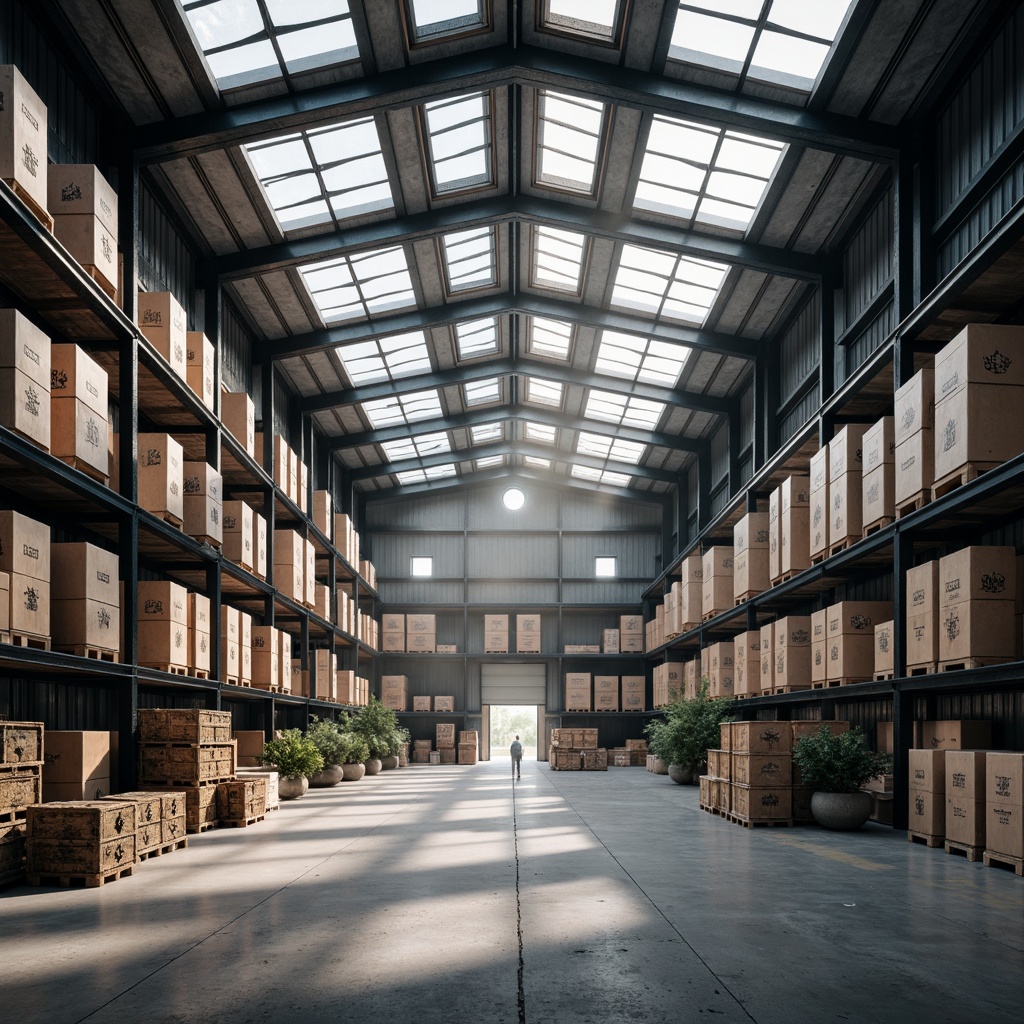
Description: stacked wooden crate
xmin=137 ymin=709 xmax=236 ymax=833
xmin=436 ymin=723 xmax=456 ymax=764
xmin=548 ymin=728 xmax=604 ymax=770
xmin=0 ymin=721 xmax=43 ymax=886
xmin=411 ymin=738 xmax=432 ymax=764
xmin=216 ymin=776 xmax=268 ymax=828
xmin=101 ymin=790 xmax=187 ymax=859
xmin=457 ymin=730 xmax=478 ymax=765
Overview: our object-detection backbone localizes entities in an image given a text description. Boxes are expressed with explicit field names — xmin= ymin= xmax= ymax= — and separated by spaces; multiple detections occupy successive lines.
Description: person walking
xmin=510 ymin=735 xmax=523 ymax=780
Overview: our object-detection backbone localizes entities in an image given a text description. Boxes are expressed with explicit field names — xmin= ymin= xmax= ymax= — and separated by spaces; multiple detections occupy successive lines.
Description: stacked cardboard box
xmin=593 ymin=675 xmax=618 ymax=710
xmin=312 ymin=489 xmax=331 ymax=539
xmin=601 ymin=627 xmax=619 ymax=654
xmin=252 ymin=626 xmax=289 ymax=690
xmin=0 ymin=511 xmax=50 ymax=642
xmin=620 ymin=613 xmax=643 ymax=653
xmin=49 ymin=163 xmax=118 ymax=296
xmin=233 ymin=730 xmax=265 ymax=769
xmin=808 ymin=445 xmax=829 ymax=563
xmin=621 ymin=675 xmax=645 ymax=711
xmin=182 ymin=462 xmax=223 ymax=548
xmin=702 ymin=546 xmax=733 ymax=621
xmin=137 ymin=581 xmax=188 ymax=672
xmin=184 ymin=330 xmax=214 ymax=411
xmin=653 ymin=662 xmax=681 ymax=707
xmin=458 ymin=730 xmax=478 ymax=765
xmin=1 ymin=66 xmax=49 ymax=220
xmin=220 ymin=603 xmax=240 ymax=682
xmin=932 ymin=325 xmax=1024 ymax=497
xmin=335 ymin=513 xmax=358 ymax=567
xmin=874 ymin=620 xmax=894 ymax=679
xmin=773 ymin=475 xmax=811 ymax=582
xmin=517 ymin=613 xmax=542 ymax=653
xmin=733 ymin=631 xmax=760 ymax=697
xmin=938 ymin=545 xmax=1016 ymax=669
xmin=221 ymin=391 xmax=255 ymax=458
xmin=381 ymin=674 xmax=408 ymax=711
xmin=862 ymin=416 xmax=895 ymax=531
xmin=707 ymin=641 xmax=734 ymax=699
xmin=828 ymin=424 xmax=870 ymax=552
xmin=774 ymin=616 xmax=811 ymax=693
xmin=759 ymin=621 xmax=774 ymax=695
xmin=945 ymin=750 xmax=987 ymax=855
xmin=238 ymin=611 xmax=252 ymax=685
xmin=894 ymin=367 xmax=934 ymax=515
xmin=313 ymin=648 xmax=336 ymax=700
xmin=137 ymin=709 xmax=235 ymax=833
xmin=825 ymin=601 xmax=892 ymax=685
xmin=51 ymin=542 xmax=118 ymax=656
xmin=908 ymin=749 xmax=945 ymax=844
xmin=138 ymin=291 xmax=187 ymax=380
xmin=407 ymin=613 xmax=435 ymax=653
xmin=50 ymin=343 xmax=108 ymax=482
xmin=222 ymin=501 xmax=254 ymax=573
xmin=810 ymin=609 xmax=827 ymax=687
xmin=985 ymin=752 xmax=1024 ymax=871
xmin=138 ymin=432 xmax=184 ymax=525
xmin=381 ymin=612 xmax=404 ymax=652
xmin=0 ymin=721 xmax=43 ymax=885
xmin=411 ymin=738 xmax=432 ymax=764
xmin=273 ymin=529 xmax=304 ymax=603
xmin=565 ymin=672 xmax=591 ymax=711
xmin=435 ymin=723 xmax=456 ymax=764
xmin=42 ymin=731 xmax=112 ymax=801
xmin=905 ymin=560 xmax=938 ymax=672
xmin=484 ymin=613 xmax=508 ymax=653
xmin=733 ymin=512 xmax=770 ymax=601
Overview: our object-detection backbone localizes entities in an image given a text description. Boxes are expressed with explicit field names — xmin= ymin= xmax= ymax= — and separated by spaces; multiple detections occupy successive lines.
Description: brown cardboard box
xmin=828 ymin=469 xmax=864 ymax=547
xmin=774 ymin=616 xmax=811 ymax=691
xmin=517 ymin=613 xmax=542 ymax=633
xmin=934 ymin=324 xmax=1024 ymax=398
xmin=946 ymin=750 xmax=988 ymax=804
xmin=0 ymin=366 xmax=50 ymax=449
xmin=0 ymin=65 xmax=48 ymax=212
xmin=907 ymin=610 xmax=937 ymax=667
xmin=185 ymin=331 xmax=215 ymax=411
xmin=986 ymin=804 xmax=1023 ymax=856
xmin=483 ymin=614 xmax=507 ymax=632
xmin=909 ymin=749 xmax=945 ymax=793
xmin=621 ymin=676 xmax=645 ymax=711
xmin=138 ymin=619 xmax=187 ymax=667
xmin=251 ymin=626 xmax=279 ymax=688
xmin=484 ymin=631 xmax=507 ymax=652
xmin=920 ymin=720 xmax=992 ymax=751
xmin=829 ymin=423 xmax=871 ymax=478
xmin=620 ymin=614 xmax=643 ymax=634
xmin=874 ymin=620 xmax=894 ymax=676
xmin=734 ymin=631 xmax=760 ymax=697
xmin=733 ymin=547 xmax=769 ymax=600
xmin=239 ymin=610 xmax=252 ymax=684
xmin=273 ymin=530 xmax=304 ymax=602
xmin=938 ymin=599 xmax=1016 ymax=663
xmin=406 ymin=633 xmax=436 ymax=653
xmin=138 ymin=581 xmax=187 ymax=625
xmin=876 ymin=721 xmax=923 ymax=755
xmin=43 ymin=731 xmax=110 ymax=783
xmin=894 ymin=430 xmax=934 ymax=504
xmin=222 ymin=500 xmax=254 ymax=571
xmin=862 ymin=462 xmax=894 ymax=528
xmin=759 ymin=621 xmax=774 ymax=693
xmin=253 ymin=512 xmax=267 ymax=580
xmin=827 ymin=601 xmax=893 ymax=637
xmin=0 ymin=570 xmax=9 ymax=632
xmin=939 ymin=546 xmax=1016 ymax=605
xmin=54 ymin=206 xmax=118 ymax=285
xmin=50 ymin=398 xmax=107 ymax=478
xmin=809 ymin=445 xmax=829 ymax=559
xmin=407 ymin=613 xmax=436 ymax=633
xmin=313 ymin=489 xmax=332 ymax=538
xmin=183 ymin=461 xmax=223 ymax=545
xmin=734 ymin=511 xmax=769 ymax=552
xmin=565 ymin=672 xmax=591 ymax=711
xmin=7 ymin=572 xmax=49 ymax=635
xmin=381 ymin=613 xmax=404 ymax=633
xmin=594 ymin=676 xmax=619 ymax=711
xmin=790 ymin=721 xmax=850 ymax=747
xmin=0 ymin=512 xmax=51 ymax=587
xmin=434 ymin=695 xmax=454 ymax=712
xmin=50 ymin=343 xmax=107 ymax=417
xmin=768 ymin=485 xmax=781 ymax=582
xmin=518 ymin=632 xmax=542 ymax=653
xmin=908 ymin=560 xmax=939 ymax=614
xmin=702 ymin=546 xmax=734 ymax=580
xmin=947 ymin=791 xmax=986 ymax=848
xmin=138 ymin=432 xmax=184 ymax=522
xmin=51 ymin=596 xmax=118 ymax=649
xmin=934 ymin=383 xmax=1024 ymax=480
xmin=863 ymin=416 xmax=895 ymax=473
xmin=825 ymin=632 xmax=874 ymax=683
xmin=985 ymin=752 xmax=1024 ymax=853
xmin=811 ymin=608 xmax=827 ymax=684
xmin=731 ymin=783 xmax=792 ymax=821
xmin=731 ymin=752 xmax=792 ymax=787
xmin=51 ymin=542 xmax=116 ymax=604
xmin=48 ymin=164 xmax=117 ymax=233
xmin=412 ymin=695 xmax=431 ymax=712
xmin=138 ymin=291 xmax=187 ymax=379
xmin=381 ymin=631 xmax=405 ymax=652
xmin=680 ymin=550 xmax=703 ymax=585
xmin=701 ymin=573 xmax=733 ymax=620
xmin=909 ymin=788 xmax=945 ymax=837
xmin=222 ymin=391 xmax=255 ymax=457
xmin=780 ymin=475 xmax=810 ymax=576
xmin=894 ymin=368 xmax=935 ymax=446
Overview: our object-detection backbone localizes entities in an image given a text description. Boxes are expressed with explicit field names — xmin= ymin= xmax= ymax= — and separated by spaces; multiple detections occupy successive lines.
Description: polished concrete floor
xmin=3 ymin=758 xmax=1024 ymax=1024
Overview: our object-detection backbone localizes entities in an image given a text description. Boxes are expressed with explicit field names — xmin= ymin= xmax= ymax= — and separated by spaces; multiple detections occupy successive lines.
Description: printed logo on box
xmin=51 ymin=369 xmax=68 ymax=390
xmin=23 ymin=585 xmax=38 ymax=611
xmin=144 ymin=449 xmax=162 ymax=466
xmin=62 ymin=182 xmax=82 ymax=202
xmin=995 ymin=775 xmax=1012 ymax=797
xmin=984 ymin=350 xmax=1011 ymax=375
xmin=97 ymin=607 xmax=111 ymax=629
xmin=21 ymin=102 xmax=38 ymax=131
xmin=86 ymin=418 xmax=100 ymax=447
xmin=942 ymin=419 xmax=957 ymax=452
xmin=23 ymin=384 xmax=40 ymax=416
xmin=144 ymin=600 xmax=164 ymax=615
xmin=980 ymin=572 xmax=1006 ymax=595
xmin=944 ymin=608 xmax=960 ymax=642
xmin=142 ymin=310 xmax=162 ymax=325
xmin=21 ymin=144 xmax=38 ymax=177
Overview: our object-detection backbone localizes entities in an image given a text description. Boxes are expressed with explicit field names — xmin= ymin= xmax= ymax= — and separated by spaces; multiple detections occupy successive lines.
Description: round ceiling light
xmin=502 ymin=486 xmax=526 ymax=511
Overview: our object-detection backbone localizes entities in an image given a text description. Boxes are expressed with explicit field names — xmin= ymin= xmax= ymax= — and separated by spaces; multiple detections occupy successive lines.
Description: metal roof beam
xmin=303 ymin=356 xmax=731 ymax=415
xmin=326 ymin=406 xmax=706 ymax=454
xmin=211 ymin=195 xmax=820 ymax=280
xmin=265 ymin=293 xmax=758 ymax=362
xmin=134 ymin=45 xmax=899 ymax=164
xmin=347 ymin=440 xmax=680 ymax=483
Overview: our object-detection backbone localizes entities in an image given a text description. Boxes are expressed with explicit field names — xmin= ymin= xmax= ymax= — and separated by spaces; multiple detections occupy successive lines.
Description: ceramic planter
xmin=342 ymin=762 xmax=366 ymax=781
xmin=811 ymin=790 xmax=873 ymax=830
xmin=363 ymin=758 xmax=382 ymax=776
xmin=309 ymin=765 xmax=343 ymax=787
xmin=668 ymin=764 xmax=695 ymax=785
xmin=380 ymin=754 xmax=399 ymax=770
xmin=278 ymin=775 xmax=309 ymax=800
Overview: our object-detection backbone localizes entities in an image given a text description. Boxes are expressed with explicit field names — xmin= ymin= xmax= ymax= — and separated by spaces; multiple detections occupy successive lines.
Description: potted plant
xmin=792 ymin=725 xmax=893 ymax=830
xmin=353 ymin=697 xmax=400 ymax=775
xmin=645 ymin=681 xmax=734 ymax=784
xmin=339 ymin=731 xmax=370 ymax=781
xmin=305 ymin=717 xmax=347 ymax=787
xmin=259 ymin=729 xmax=324 ymax=799
xmin=383 ymin=726 xmax=411 ymax=770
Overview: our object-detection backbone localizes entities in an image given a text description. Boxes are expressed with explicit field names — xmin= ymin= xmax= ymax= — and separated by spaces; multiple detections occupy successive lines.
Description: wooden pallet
xmin=0 ymin=630 xmax=9 ymax=645
xmin=812 ymin=680 xmax=842 ymax=689
xmin=774 ymin=685 xmax=812 ymax=695
xmin=863 ymin=516 xmax=894 ymax=537
xmin=907 ymin=663 xmax=936 ymax=676
xmin=149 ymin=510 xmax=183 ymax=529
xmin=908 ymin=830 xmax=943 ymax=849
xmin=56 ymin=455 xmax=109 ymax=484
xmin=57 ymin=645 xmax=118 ymax=663
xmin=251 ymin=683 xmax=285 ymax=693
xmin=192 ymin=533 xmax=222 ymax=549
xmin=809 ymin=548 xmax=828 ymax=566
xmin=829 ymin=536 xmax=857 ymax=557
xmin=222 ymin=675 xmax=240 ymax=686
xmin=189 ymin=668 xmax=210 ymax=679
xmin=9 ymin=632 xmax=50 ymax=651
xmin=0 ymin=761 xmax=41 ymax=776
xmin=895 ymin=489 xmax=929 ymax=519
xmin=83 ymin=263 xmax=117 ymax=300
xmin=219 ymin=813 xmax=266 ymax=829
xmin=0 ymin=807 xmax=28 ymax=825
xmin=825 ymin=677 xmax=864 ymax=687
xmin=703 ymin=609 xmax=729 ymax=622
xmin=150 ymin=774 xmax=234 ymax=788
xmin=188 ymin=820 xmax=219 ymax=834
xmin=734 ymin=590 xmax=761 ymax=605
xmin=874 ymin=672 xmax=894 ymax=681
xmin=728 ymin=814 xmax=794 ymax=828
xmin=939 ymin=656 xmax=1008 ymax=673
xmin=773 ymin=570 xmax=801 ymax=586
xmin=698 ymin=802 xmax=720 ymax=815
xmin=932 ymin=462 xmax=1000 ymax=501
xmin=944 ymin=839 xmax=983 ymax=862
xmin=4 ymin=178 xmax=54 ymax=232
xmin=137 ymin=837 xmax=189 ymax=861
xmin=27 ymin=864 xmax=134 ymax=888
xmin=982 ymin=850 xmax=1024 ymax=876
xmin=0 ymin=868 xmax=26 ymax=889
xmin=140 ymin=664 xmax=189 ymax=676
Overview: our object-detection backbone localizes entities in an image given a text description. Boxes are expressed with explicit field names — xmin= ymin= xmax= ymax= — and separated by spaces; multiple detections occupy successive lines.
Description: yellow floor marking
xmin=770 ymin=834 xmax=892 ymax=872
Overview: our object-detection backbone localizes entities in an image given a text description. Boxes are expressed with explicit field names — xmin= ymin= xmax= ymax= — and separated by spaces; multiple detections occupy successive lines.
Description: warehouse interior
xmin=2 ymin=0 xmax=1024 ymax=1020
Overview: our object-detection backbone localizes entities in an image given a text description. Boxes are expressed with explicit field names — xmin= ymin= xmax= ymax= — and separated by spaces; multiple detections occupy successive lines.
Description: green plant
xmin=337 ymin=731 xmax=370 ymax=765
xmin=305 ymin=717 xmax=348 ymax=767
xmin=645 ymin=680 xmax=734 ymax=773
xmin=259 ymin=729 xmax=325 ymax=780
xmin=353 ymin=696 xmax=402 ymax=759
xmin=792 ymin=726 xmax=892 ymax=793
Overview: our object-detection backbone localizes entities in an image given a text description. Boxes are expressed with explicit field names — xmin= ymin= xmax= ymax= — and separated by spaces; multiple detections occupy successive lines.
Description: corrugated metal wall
xmin=779 ymin=295 xmax=820 ymax=406
xmin=221 ymin=299 xmax=254 ymax=395
xmin=138 ymin=179 xmax=197 ymax=326
xmin=842 ymin=189 xmax=893 ymax=330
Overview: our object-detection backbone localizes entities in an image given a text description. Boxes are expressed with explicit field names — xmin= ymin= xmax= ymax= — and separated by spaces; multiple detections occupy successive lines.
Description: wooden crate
xmin=137 ymin=708 xmax=232 ymax=745
xmin=141 ymin=783 xmax=218 ymax=833
xmin=28 ymin=832 xmax=136 ymax=879
xmin=582 ymin=749 xmax=608 ymax=770
xmin=0 ymin=822 xmax=26 ymax=883
xmin=1 ymin=721 xmax=44 ymax=765
xmin=0 ymin=767 xmax=42 ymax=819
xmin=730 ymin=784 xmax=793 ymax=824
xmin=216 ymin=777 xmax=267 ymax=823
xmin=28 ymin=799 xmax=136 ymax=840
xmin=436 ymin=723 xmax=456 ymax=748
xmin=101 ymin=790 xmax=185 ymax=827
xmin=439 ymin=748 xmax=456 ymax=765
xmin=138 ymin=742 xmax=236 ymax=785
xmin=457 ymin=743 xmax=477 ymax=765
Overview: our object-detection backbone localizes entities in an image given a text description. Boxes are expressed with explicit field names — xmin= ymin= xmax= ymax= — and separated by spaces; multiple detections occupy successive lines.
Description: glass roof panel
xmin=524 ymin=456 xmax=551 ymax=469
xmin=527 ymin=317 xmax=573 ymax=361
xmin=397 ymin=464 xmax=457 ymax=484
xmin=571 ymin=464 xmax=631 ymax=487
xmin=337 ymin=330 xmax=431 ymax=385
xmin=381 ymin=432 xmax=450 ymax=462
xmin=456 ymin=317 xmax=501 ymax=360
xmin=471 ymin=422 xmax=504 ymax=443
xmin=524 ymin=422 xmax=557 ymax=444
xmin=361 ymin=388 xmax=442 ymax=428
xmin=244 ymin=117 xmax=392 ymax=231
xmin=300 ymin=246 xmax=415 ymax=324
xmin=179 ymin=0 xmax=357 ymax=91
xmin=408 ymin=0 xmax=487 ymax=42
xmin=475 ymin=455 xmax=505 ymax=469
xmin=584 ymin=389 xmax=665 ymax=429
xmin=612 ymin=244 xmax=728 ymax=325
xmin=532 ymin=226 xmax=586 ymax=293
xmin=594 ymin=330 xmax=690 ymax=387
xmin=524 ymin=377 xmax=564 ymax=408
xmin=424 ymin=92 xmax=493 ymax=195
xmin=577 ymin=431 xmax=647 ymax=464
xmin=543 ymin=0 xmax=621 ymax=41
xmin=443 ymin=227 xmax=497 ymax=293
xmin=464 ymin=377 xmax=501 ymax=406
xmin=536 ymin=91 xmax=606 ymax=195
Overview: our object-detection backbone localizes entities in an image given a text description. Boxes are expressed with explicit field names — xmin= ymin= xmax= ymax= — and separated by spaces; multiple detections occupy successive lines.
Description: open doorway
xmin=489 ymin=705 xmax=540 ymax=763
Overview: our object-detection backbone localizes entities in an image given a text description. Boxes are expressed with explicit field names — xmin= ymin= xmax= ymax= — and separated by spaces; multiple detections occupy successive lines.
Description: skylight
xmin=455 ymin=317 xmax=501 ymax=359
xmin=584 ymin=389 xmax=665 ymax=430
xmin=635 ymin=115 xmax=784 ymax=232
xmin=300 ymin=247 xmax=416 ymax=324
xmin=397 ymin=464 xmax=457 ymax=484
xmin=524 ymin=422 xmax=557 ymax=444
xmin=668 ymin=1 xmax=856 ymax=94
xmin=577 ymin=431 xmax=647 ymax=464
xmin=381 ymin=432 xmax=450 ymax=463
xmin=471 ymin=422 xmax=504 ymax=443
xmin=524 ymin=456 xmax=551 ymax=469
xmin=337 ymin=330 xmax=431 ymax=385
xmin=406 ymin=0 xmax=488 ymax=43
xmin=464 ymin=378 xmax=501 ymax=406
xmin=443 ymin=228 xmax=497 ymax=293
xmin=527 ymin=317 xmax=573 ymax=361
xmin=423 ymin=92 xmax=493 ymax=195
xmin=524 ymin=377 xmax=564 ymax=408
xmin=179 ymin=0 xmax=358 ymax=91
xmin=531 ymin=226 xmax=586 ymax=293
xmin=594 ymin=330 xmax=690 ymax=387
xmin=541 ymin=0 xmax=623 ymax=42
xmin=362 ymin=388 xmax=442 ymax=428
xmin=475 ymin=455 xmax=505 ymax=469
xmin=536 ymin=91 xmax=606 ymax=195
xmin=571 ymin=465 xmax=631 ymax=487
xmin=611 ymin=244 xmax=728 ymax=325
xmin=244 ymin=118 xmax=392 ymax=232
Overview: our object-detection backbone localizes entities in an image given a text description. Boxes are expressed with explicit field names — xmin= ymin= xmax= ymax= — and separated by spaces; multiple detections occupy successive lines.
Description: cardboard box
xmin=874 ymin=620 xmax=894 ymax=676
xmin=406 ymin=633 xmax=436 ymax=653
xmin=620 ymin=614 xmax=643 ymax=635
xmin=50 ymin=397 xmax=107 ymax=478
xmin=909 ymin=788 xmax=945 ymax=837
xmin=938 ymin=599 xmax=1016 ymax=663
xmin=253 ymin=512 xmax=267 ymax=579
xmin=594 ymin=676 xmax=619 ymax=710
xmin=827 ymin=601 xmax=893 ymax=637
xmin=0 ymin=65 xmax=48 ymax=212
xmin=946 ymin=750 xmax=988 ymax=804
xmin=934 ymin=324 xmax=1024 ymax=399
xmin=518 ymin=633 xmax=542 ymax=653
xmin=54 ymin=214 xmax=117 ymax=293
xmin=43 ymin=731 xmax=110 ymax=783
xmin=621 ymin=676 xmax=645 ymax=711
xmin=251 ymin=626 xmax=279 ymax=688
xmin=51 ymin=596 xmax=118 ymax=649
xmin=138 ymin=581 xmax=187 ymax=625
xmin=702 ymin=546 xmax=734 ymax=580
xmin=734 ymin=512 xmax=769 ymax=552
xmin=303 ymin=538 xmax=316 ymax=607
xmin=484 ymin=631 xmax=507 ymax=652
xmin=828 ymin=469 xmax=864 ymax=546
xmin=50 ymin=343 xmax=107 ymax=417
xmin=185 ymin=331 xmax=215 ymax=411
xmin=483 ymin=614 xmax=507 ymax=632
xmin=863 ymin=416 xmax=895 ymax=472
xmin=138 ymin=432 xmax=184 ymax=522
xmin=137 ymin=619 xmax=188 ymax=667
xmin=909 ymin=749 xmax=946 ymax=793
xmin=759 ymin=621 xmax=774 ymax=692
xmin=733 ymin=546 xmax=769 ymax=600
xmin=381 ymin=612 xmax=404 ymax=633
xmin=906 ymin=610 xmax=936 ymax=667
xmin=48 ymin=163 xmax=117 ymax=233
xmin=222 ymin=500 xmax=254 ymax=570
xmin=811 ymin=608 xmax=827 ymax=684
xmin=894 ymin=367 xmax=934 ymax=445
xmin=907 ymin=560 xmax=938 ymax=615
xmin=731 ymin=721 xmax=788 ymax=754
xmin=939 ymin=546 xmax=1015 ymax=605
xmin=825 ymin=632 xmax=874 ymax=683
xmin=565 ymin=673 xmax=591 ymax=711
xmin=829 ymin=423 xmax=871 ymax=478
xmin=934 ymin=383 xmax=1024 ymax=479
xmin=436 ymin=723 xmax=456 ymax=748
xmin=731 ymin=752 xmax=792 ymax=788
xmin=702 ymin=573 xmax=733 ymax=619
xmin=0 ymin=570 xmax=9 ymax=632
xmin=412 ymin=695 xmax=431 ymax=712
xmin=734 ymin=631 xmax=761 ymax=697
xmin=138 ymin=291 xmax=187 ymax=379
xmin=222 ymin=391 xmax=255 ymax=457
xmin=407 ymin=614 xmax=436 ymax=633
xmin=809 ymin=446 xmax=829 ymax=558
xmin=894 ymin=430 xmax=934 ymax=504
xmin=381 ymin=631 xmax=405 ymax=652
xmin=183 ymin=461 xmax=223 ymax=545
xmin=779 ymin=476 xmax=810 ymax=576
xmin=49 ymin=541 xmax=113 ymax=603
xmin=861 ymin=462 xmax=894 ymax=528
xmin=0 ymin=365 xmax=50 ymax=448
xmin=920 ymin=720 xmax=992 ymax=751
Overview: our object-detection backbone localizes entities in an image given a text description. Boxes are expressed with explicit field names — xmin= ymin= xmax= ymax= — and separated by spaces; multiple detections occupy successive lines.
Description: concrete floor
xmin=3 ymin=759 xmax=1023 ymax=1024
